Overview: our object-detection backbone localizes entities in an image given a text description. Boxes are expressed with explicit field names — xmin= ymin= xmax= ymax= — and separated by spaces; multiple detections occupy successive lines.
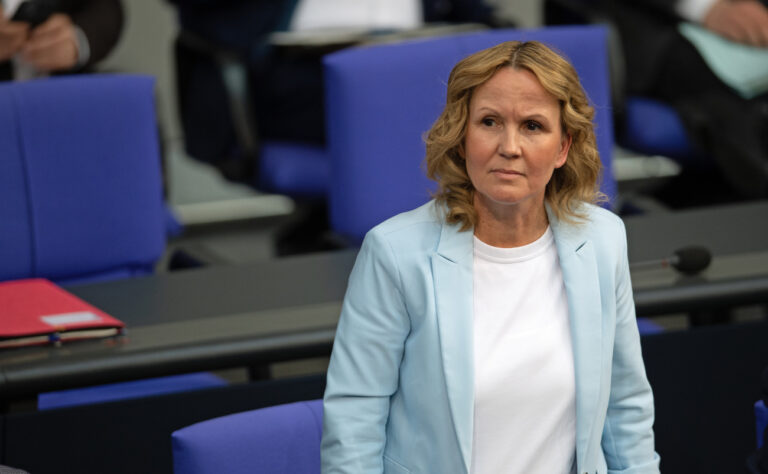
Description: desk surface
xmin=1 ymin=201 xmax=767 ymax=402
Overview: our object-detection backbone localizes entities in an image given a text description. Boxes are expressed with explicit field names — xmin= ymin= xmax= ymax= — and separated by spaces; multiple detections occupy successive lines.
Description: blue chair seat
xmin=636 ymin=317 xmax=664 ymax=335
xmin=38 ymin=372 xmax=228 ymax=410
xmin=259 ymin=141 xmax=329 ymax=197
xmin=756 ymin=399 xmax=768 ymax=448
xmin=172 ymin=399 xmax=323 ymax=474
xmin=620 ymin=97 xmax=710 ymax=168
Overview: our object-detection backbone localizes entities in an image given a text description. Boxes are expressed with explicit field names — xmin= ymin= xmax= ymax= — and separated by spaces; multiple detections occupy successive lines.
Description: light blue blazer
xmin=322 ymin=200 xmax=660 ymax=474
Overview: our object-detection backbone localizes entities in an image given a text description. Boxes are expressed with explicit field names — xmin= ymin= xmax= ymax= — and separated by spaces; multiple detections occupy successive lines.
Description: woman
xmin=321 ymin=40 xmax=660 ymax=474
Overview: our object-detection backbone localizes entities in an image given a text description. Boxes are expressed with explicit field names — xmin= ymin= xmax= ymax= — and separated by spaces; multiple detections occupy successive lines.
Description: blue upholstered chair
xmin=0 ymin=75 xmax=167 ymax=285
xmin=172 ymin=399 xmax=323 ymax=474
xmin=620 ymin=97 xmax=710 ymax=168
xmin=756 ymin=400 xmax=768 ymax=448
xmin=323 ymin=25 xmax=617 ymax=245
xmin=259 ymin=142 xmax=329 ymax=197
xmin=0 ymin=74 xmax=225 ymax=409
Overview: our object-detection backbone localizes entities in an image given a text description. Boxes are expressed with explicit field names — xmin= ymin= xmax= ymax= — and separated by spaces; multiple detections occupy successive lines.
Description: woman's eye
xmin=525 ymin=121 xmax=542 ymax=131
xmin=481 ymin=117 xmax=496 ymax=127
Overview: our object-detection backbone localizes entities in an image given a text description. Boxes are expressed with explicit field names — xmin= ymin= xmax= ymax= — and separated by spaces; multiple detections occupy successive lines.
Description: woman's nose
xmin=498 ymin=129 xmax=522 ymax=158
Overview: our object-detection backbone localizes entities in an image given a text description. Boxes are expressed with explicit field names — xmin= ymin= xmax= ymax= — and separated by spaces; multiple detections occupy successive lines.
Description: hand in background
xmin=21 ymin=13 xmax=79 ymax=72
xmin=0 ymin=7 xmax=31 ymax=62
xmin=703 ymin=0 xmax=768 ymax=47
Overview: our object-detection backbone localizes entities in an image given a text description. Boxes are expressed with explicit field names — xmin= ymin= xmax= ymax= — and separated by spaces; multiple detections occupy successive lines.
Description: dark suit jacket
xmin=588 ymin=0 xmax=768 ymax=94
xmin=0 ymin=0 xmax=123 ymax=80
xmin=580 ymin=0 xmax=681 ymax=94
xmin=169 ymin=0 xmax=493 ymax=179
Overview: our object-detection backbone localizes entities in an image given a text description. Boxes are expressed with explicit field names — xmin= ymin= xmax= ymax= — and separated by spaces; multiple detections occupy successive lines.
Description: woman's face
xmin=464 ymin=67 xmax=571 ymax=215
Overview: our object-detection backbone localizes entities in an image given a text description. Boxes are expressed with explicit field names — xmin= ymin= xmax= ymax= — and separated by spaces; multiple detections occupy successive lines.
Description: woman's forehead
xmin=470 ymin=68 xmax=560 ymax=113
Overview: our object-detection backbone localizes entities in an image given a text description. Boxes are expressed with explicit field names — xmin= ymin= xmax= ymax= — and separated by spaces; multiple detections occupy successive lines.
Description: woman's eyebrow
xmin=473 ymin=106 xmax=500 ymax=114
xmin=522 ymin=113 xmax=551 ymax=122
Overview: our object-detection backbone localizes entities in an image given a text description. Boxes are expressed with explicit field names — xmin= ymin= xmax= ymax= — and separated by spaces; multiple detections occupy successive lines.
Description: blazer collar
xmin=548 ymin=205 xmax=604 ymax=469
xmin=432 ymin=213 xmax=475 ymax=472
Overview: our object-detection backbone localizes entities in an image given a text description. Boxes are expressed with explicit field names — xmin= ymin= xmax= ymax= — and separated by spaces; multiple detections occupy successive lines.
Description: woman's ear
xmin=555 ymin=133 xmax=572 ymax=169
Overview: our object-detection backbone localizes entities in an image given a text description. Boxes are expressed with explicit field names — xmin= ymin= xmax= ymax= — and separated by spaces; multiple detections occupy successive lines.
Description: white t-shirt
xmin=471 ymin=227 xmax=576 ymax=474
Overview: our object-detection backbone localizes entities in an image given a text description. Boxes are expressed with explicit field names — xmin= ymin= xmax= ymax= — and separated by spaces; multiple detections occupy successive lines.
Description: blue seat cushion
xmin=37 ymin=372 xmax=228 ymax=410
xmin=620 ymin=97 xmax=705 ymax=165
xmin=172 ymin=399 xmax=323 ymax=474
xmin=636 ymin=317 xmax=664 ymax=335
xmin=259 ymin=141 xmax=329 ymax=197
xmin=756 ymin=400 xmax=768 ymax=448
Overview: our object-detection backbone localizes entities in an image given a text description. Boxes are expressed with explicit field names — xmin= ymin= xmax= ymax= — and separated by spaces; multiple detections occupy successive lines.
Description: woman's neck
xmin=473 ymin=195 xmax=549 ymax=248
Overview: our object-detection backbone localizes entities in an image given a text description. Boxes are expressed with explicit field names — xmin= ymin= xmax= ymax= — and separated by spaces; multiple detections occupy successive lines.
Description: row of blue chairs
xmin=1 ymin=25 xmax=615 ymax=286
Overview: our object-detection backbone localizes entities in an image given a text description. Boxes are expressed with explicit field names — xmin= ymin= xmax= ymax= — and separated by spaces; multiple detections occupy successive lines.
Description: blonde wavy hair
xmin=425 ymin=40 xmax=606 ymax=230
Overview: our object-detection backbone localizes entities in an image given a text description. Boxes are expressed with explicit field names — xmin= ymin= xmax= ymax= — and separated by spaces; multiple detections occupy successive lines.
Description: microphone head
xmin=672 ymin=246 xmax=712 ymax=275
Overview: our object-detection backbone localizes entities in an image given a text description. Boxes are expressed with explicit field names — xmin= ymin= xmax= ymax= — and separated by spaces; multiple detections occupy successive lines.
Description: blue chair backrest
xmin=757 ymin=399 xmax=768 ymax=448
xmin=0 ymin=75 xmax=166 ymax=285
xmin=172 ymin=399 xmax=323 ymax=474
xmin=324 ymin=25 xmax=616 ymax=243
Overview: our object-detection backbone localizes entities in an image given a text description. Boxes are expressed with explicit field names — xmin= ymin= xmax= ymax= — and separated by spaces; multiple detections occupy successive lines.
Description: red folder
xmin=0 ymin=278 xmax=125 ymax=348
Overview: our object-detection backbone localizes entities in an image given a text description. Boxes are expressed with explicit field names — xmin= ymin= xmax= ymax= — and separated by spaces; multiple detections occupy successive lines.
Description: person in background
xmin=563 ymin=0 xmax=768 ymax=200
xmin=0 ymin=0 xmax=123 ymax=80
xmin=169 ymin=0 xmax=497 ymax=182
xmin=321 ymin=40 xmax=659 ymax=473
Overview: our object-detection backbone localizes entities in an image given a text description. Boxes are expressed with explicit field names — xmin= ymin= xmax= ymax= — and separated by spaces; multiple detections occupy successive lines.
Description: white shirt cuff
xmin=73 ymin=25 xmax=91 ymax=67
xmin=675 ymin=0 xmax=719 ymax=22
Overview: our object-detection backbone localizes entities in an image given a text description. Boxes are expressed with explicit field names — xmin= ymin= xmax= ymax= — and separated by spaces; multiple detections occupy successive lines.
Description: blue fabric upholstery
xmin=0 ymin=75 xmax=166 ymax=284
xmin=620 ymin=97 xmax=706 ymax=167
xmin=37 ymin=373 xmax=228 ymax=410
xmin=636 ymin=317 xmax=664 ymax=335
xmin=0 ymin=86 xmax=33 ymax=281
xmin=172 ymin=399 xmax=323 ymax=474
xmin=324 ymin=25 xmax=617 ymax=244
xmin=756 ymin=400 xmax=768 ymax=448
xmin=259 ymin=141 xmax=330 ymax=197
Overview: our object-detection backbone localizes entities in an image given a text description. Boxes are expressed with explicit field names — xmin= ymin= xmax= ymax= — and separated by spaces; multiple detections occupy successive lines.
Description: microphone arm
xmin=630 ymin=246 xmax=712 ymax=276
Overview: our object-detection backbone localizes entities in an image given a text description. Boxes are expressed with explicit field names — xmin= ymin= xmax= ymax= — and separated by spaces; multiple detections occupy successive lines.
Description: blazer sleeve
xmin=64 ymin=0 xmax=124 ymax=68
xmin=602 ymin=220 xmax=661 ymax=474
xmin=321 ymin=229 xmax=411 ymax=474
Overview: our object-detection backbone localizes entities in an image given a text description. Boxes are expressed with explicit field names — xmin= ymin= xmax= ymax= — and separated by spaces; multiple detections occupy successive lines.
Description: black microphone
xmin=630 ymin=245 xmax=712 ymax=276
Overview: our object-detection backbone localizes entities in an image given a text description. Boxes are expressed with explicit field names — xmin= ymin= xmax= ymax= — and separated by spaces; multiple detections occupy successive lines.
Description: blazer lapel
xmin=549 ymin=208 xmax=604 ymax=468
xmin=431 ymin=218 xmax=475 ymax=474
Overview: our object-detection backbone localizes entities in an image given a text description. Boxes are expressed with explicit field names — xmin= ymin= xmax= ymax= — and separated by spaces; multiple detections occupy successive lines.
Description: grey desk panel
xmin=67 ymin=250 xmax=358 ymax=326
xmin=631 ymin=250 xmax=768 ymax=315
xmin=0 ymin=302 xmax=342 ymax=398
xmin=624 ymin=200 xmax=768 ymax=262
